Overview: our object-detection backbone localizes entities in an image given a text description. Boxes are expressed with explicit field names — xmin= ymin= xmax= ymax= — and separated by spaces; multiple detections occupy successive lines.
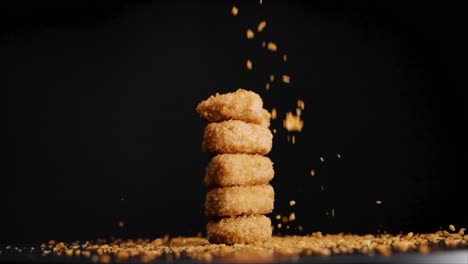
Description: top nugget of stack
xmin=196 ymin=89 xmax=271 ymax=127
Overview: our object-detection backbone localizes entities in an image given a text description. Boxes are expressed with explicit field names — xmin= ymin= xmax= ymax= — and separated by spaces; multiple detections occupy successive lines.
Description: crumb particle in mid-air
xmin=271 ymin=108 xmax=277 ymax=120
xmin=267 ymin=42 xmax=277 ymax=52
xmin=231 ymin=6 xmax=238 ymax=16
xmin=258 ymin=20 xmax=267 ymax=32
xmin=283 ymin=111 xmax=303 ymax=132
xmin=246 ymin=29 xmax=255 ymax=39
xmin=289 ymin=213 xmax=296 ymax=222
xmin=246 ymin=59 xmax=253 ymax=70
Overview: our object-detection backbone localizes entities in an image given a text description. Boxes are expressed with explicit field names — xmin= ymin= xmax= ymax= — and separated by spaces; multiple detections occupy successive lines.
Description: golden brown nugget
xmin=205 ymin=185 xmax=274 ymax=217
xmin=202 ymin=120 xmax=273 ymax=155
xmin=206 ymin=215 xmax=272 ymax=244
xmin=196 ymin=89 xmax=271 ymax=127
xmin=205 ymin=154 xmax=274 ymax=187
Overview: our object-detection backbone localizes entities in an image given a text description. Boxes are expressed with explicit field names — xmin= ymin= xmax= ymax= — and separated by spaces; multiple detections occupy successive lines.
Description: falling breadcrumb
xmin=246 ymin=59 xmax=253 ymax=70
xmin=257 ymin=20 xmax=267 ymax=32
xmin=246 ymin=29 xmax=255 ymax=39
xmin=231 ymin=6 xmax=238 ymax=16
xmin=282 ymin=75 xmax=290 ymax=83
xmin=289 ymin=213 xmax=296 ymax=222
xmin=271 ymin=108 xmax=277 ymax=120
xmin=283 ymin=111 xmax=303 ymax=132
xmin=449 ymin=225 xmax=456 ymax=232
xmin=310 ymin=169 xmax=315 ymax=176
xmin=267 ymin=42 xmax=277 ymax=52
xmin=270 ymin=74 xmax=275 ymax=82
xmin=297 ymin=100 xmax=305 ymax=110
xmin=283 ymin=54 xmax=287 ymax=61
xmin=289 ymin=200 xmax=296 ymax=206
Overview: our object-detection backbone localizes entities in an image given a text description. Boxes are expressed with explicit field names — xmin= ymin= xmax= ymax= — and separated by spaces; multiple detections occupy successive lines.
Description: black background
xmin=2 ymin=1 xmax=466 ymax=244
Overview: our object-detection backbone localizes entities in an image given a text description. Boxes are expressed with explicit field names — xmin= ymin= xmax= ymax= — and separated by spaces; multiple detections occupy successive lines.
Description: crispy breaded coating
xmin=205 ymin=154 xmax=274 ymax=187
xmin=196 ymin=89 xmax=271 ymax=127
xmin=206 ymin=215 xmax=272 ymax=245
xmin=205 ymin=185 xmax=274 ymax=217
xmin=202 ymin=120 xmax=273 ymax=155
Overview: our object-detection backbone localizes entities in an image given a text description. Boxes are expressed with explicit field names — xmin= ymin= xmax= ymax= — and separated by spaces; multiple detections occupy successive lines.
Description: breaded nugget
xmin=206 ymin=215 xmax=272 ymax=244
xmin=205 ymin=185 xmax=274 ymax=217
xmin=205 ymin=154 xmax=274 ymax=187
xmin=202 ymin=120 xmax=273 ymax=155
xmin=196 ymin=89 xmax=271 ymax=127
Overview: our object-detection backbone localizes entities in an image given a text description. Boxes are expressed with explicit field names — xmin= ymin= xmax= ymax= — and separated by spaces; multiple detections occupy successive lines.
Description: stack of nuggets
xmin=196 ymin=89 xmax=275 ymax=244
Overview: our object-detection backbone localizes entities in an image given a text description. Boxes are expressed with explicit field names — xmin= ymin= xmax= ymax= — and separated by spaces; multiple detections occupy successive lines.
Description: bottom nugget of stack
xmin=207 ymin=215 xmax=272 ymax=244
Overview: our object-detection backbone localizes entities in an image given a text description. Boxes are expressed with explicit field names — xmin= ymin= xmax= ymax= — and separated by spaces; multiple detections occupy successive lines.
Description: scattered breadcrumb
xmin=231 ymin=6 xmax=238 ymax=16
xmin=4 ymin=229 xmax=461 ymax=262
xmin=282 ymin=75 xmax=290 ymax=83
xmin=246 ymin=29 xmax=255 ymax=39
xmin=289 ymin=200 xmax=296 ymax=206
xmin=320 ymin=157 xmax=324 ymax=162
xmin=310 ymin=169 xmax=315 ymax=177
xmin=262 ymin=41 xmax=266 ymax=47
xmin=270 ymin=74 xmax=275 ymax=82
xmin=258 ymin=20 xmax=267 ymax=32
xmin=117 ymin=221 xmax=124 ymax=228
xmin=449 ymin=225 xmax=456 ymax=232
xmin=337 ymin=153 xmax=342 ymax=158
xmin=267 ymin=42 xmax=277 ymax=52
xmin=376 ymin=200 xmax=382 ymax=205
xmin=283 ymin=54 xmax=287 ymax=61
xmin=265 ymin=83 xmax=270 ymax=90
xmin=291 ymin=135 xmax=296 ymax=144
